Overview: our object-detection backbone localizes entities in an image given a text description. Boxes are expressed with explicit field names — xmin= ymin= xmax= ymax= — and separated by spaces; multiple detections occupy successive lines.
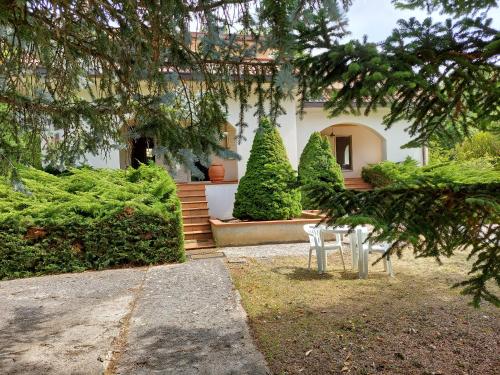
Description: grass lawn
xmin=228 ymin=250 xmax=499 ymax=375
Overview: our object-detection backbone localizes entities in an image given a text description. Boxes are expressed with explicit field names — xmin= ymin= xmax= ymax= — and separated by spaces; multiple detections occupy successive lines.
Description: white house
xmin=85 ymin=94 xmax=424 ymax=222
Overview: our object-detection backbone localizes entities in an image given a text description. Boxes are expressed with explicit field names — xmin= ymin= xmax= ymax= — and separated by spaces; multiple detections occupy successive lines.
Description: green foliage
xmin=362 ymin=157 xmax=500 ymax=188
xmin=307 ymin=181 xmax=500 ymax=307
xmin=362 ymin=157 xmax=420 ymax=188
xmin=0 ymin=0 xmax=346 ymax=175
xmin=394 ymin=0 xmax=498 ymax=16
xmin=296 ymin=1 xmax=499 ymax=145
xmin=298 ymin=132 xmax=344 ymax=209
xmin=428 ymin=139 xmax=455 ymax=165
xmin=455 ymin=132 xmax=500 ymax=164
xmin=295 ymin=0 xmax=500 ymax=307
xmin=233 ymin=118 xmax=301 ymax=220
xmin=0 ymin=105 xmax=42 ymax=180
xmin=0 ymin=164 xmax=185 ymax=279
xmin=430 ymin=131 xmax=500 ymax=165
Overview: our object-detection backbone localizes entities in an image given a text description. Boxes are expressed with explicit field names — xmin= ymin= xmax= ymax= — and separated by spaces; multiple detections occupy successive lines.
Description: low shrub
xmin=455 ymin=131 xmax=500 ymax=164
xmin=0 ymin=164 xmax=185 ymax=279
xmin=429 ymin=131 xmax=500 ymax=166
xmin=362 ymin=157 xmax=500 ymax=188
xmin=298 ymin=132 xmax=344 ymax=209
xmin=361 ymin=157 xmax=421 ymax=187
xmin=233 ymin=117 xmax=302 ymax=220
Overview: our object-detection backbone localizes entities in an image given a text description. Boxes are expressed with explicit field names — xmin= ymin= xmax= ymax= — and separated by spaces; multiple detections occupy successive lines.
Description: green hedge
xmin=0 ymin=164 xmax=185 ymax=279
xmin=233 ymin=117 xmax=302 ymax=220
xmin=298 ymin=132 xmax=344 ymax=209
xmin=362 ymin=157 xmax=500 ymax=188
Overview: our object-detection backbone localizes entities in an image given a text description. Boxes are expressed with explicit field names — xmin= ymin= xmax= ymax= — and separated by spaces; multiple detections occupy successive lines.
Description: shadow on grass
xmin=271 ymin=266 xmax=335 ymax=280
xmin=271 ymin=265 xmax=392 ymax=282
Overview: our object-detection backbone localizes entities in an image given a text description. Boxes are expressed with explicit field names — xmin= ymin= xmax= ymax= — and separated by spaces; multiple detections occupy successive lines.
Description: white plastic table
xmin=322 ymin=225 xmax=367 ymax=276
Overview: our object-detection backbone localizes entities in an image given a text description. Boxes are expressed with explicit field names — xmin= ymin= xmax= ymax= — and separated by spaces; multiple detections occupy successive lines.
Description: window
xmin=335 ymin=136 xmax=352 ymax=170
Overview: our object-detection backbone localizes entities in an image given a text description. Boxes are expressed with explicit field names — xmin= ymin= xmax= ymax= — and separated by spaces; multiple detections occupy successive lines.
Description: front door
xmin=131 ymin=137 xmax=155 ymax=168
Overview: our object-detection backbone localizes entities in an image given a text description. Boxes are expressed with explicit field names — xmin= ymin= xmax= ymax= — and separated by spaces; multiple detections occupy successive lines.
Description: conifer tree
xmin=0 ymin=0 xmax=348 ymax=179
xmin=233 ymin=117 xmax=301 ymax=220
xmin=295 ymin=0 xmax=500 ymax=306
xmin=298 ymin=132 xmax=344 ymax=209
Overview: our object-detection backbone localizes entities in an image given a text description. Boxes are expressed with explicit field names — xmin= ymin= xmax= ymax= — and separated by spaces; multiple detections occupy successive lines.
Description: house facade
xmin=86 ymin=94 xmax=424 ymax=221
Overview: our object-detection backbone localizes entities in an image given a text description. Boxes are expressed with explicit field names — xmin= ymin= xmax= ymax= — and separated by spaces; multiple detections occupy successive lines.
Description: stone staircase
xmin=177 ymin=183 xmax=216 ymax=253
xmin=344 ymin=178 xmax=373 ymax=191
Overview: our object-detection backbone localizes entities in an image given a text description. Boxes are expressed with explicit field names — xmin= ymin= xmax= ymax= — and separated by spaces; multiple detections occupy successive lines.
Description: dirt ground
xmin=229 ymin=250 xmax=500 ymax=375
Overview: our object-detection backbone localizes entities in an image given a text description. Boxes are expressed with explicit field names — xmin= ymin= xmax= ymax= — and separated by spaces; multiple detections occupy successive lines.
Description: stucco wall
xmin=205 ymin=183 xmax=238 ymax=220
xmin=82 ymin=150 xmax=121 ymax=169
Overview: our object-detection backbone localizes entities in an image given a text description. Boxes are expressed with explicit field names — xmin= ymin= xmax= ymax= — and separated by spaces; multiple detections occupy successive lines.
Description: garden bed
xmin=210 ymin=212 xmax=324 ymax=247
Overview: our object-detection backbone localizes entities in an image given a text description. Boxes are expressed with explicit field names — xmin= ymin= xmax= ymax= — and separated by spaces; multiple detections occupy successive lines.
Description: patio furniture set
xmin=303 ymin=224 xmax=394 ymax=278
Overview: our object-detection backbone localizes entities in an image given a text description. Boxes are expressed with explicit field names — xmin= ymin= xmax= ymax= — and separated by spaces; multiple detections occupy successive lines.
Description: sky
xmin=343 ymin=0 xmax=500 ymax=42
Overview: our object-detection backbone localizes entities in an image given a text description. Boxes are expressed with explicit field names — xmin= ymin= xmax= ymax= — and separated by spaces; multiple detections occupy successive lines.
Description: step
xmin=346 ymin=183 xmax=372 ymax=187
xmin=178 ymin=189 xmax=207 ymax=197
xmin=181 ymin=201 xmax=208 ymax=209
xmin=184 ymin=230 xmax=213 ymax=241
xmin=345 ymin=178 xmax=373 ymax=191
xmin=182 ymin=208 xmax=209 ymax=217
xmin=189 ymin=252 xmax=224 ymax=260
xmin=183 ymin=215 xmax=211 ymax=224
xmin=185 ymin=239 xmax=216 ymax=251
xmin=179 ymin=194 xmax=207 ymax=202
xmin=183 ymin=223 xmax=211 ymax=232
xmin=177 ymin=184 xmax=206 ymax=192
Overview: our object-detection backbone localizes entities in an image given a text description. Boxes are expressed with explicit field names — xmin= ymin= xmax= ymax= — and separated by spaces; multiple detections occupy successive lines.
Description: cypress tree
xmin=298 ymin=132 xmax=344 ymax=209
xmin=233 ymin=118 xmax=302 ymax=220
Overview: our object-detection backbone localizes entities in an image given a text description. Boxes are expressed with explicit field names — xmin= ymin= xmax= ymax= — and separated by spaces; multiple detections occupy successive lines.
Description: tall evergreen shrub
xmin=298 ymin=132 xmax=344 ymax=209
xmin=233 ymin=118 xmax=301 ymax=220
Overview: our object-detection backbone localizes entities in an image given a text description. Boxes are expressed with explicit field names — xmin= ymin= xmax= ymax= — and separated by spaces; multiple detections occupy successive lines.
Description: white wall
xmin=81 ymin=98 xmax=422 ymax=181
xmin=226 ymin=96 xmax=298 ymax=179
xmin=205 ymin=183 xmax=238 ymax=220
xmin=82 ymin=149 xmax=121 ymax=169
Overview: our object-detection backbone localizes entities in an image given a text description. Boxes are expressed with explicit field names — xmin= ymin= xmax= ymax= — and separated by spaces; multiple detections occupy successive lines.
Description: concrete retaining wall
xmin=210 ymin=218 xmax=322 ymax=247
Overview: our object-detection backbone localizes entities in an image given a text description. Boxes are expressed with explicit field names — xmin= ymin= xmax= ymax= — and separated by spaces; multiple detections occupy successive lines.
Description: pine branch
xmin=308 ymin=181 xmax=500 ymax=307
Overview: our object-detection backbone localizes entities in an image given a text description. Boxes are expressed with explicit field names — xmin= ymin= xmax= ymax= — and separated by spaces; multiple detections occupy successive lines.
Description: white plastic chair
xmin=350 ymin=226 xmax=394 ymax=278
xmin=303 ymin=224 xmax=346 ymax=273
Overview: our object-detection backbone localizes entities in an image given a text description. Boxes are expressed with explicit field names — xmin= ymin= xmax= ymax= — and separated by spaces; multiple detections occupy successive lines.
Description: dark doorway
xmin=335 ymin=136 xmax=353 ymax=170
xmin=131 ymin=137 xmax=155 ymax=168
xmin=191 ymin=161 xmax=210 ymax=182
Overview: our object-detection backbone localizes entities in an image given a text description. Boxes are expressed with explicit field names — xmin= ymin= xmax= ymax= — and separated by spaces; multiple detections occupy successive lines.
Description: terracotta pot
xmin=208 ymin=163 xmax=225 ymax=182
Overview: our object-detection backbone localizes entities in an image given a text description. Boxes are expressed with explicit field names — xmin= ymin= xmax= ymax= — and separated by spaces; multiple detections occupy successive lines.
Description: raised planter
xmin=210 ymin=212 xmax=326 ymax=247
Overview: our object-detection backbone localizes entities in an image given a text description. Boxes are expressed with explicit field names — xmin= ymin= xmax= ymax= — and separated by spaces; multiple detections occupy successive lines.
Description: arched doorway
xmin=320 ymin=123 xmax=386 ymax=178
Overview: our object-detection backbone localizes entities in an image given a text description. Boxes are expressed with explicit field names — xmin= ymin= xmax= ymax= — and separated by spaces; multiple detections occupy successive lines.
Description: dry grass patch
xmin=229 ymin=251 xmax=499 ymax=375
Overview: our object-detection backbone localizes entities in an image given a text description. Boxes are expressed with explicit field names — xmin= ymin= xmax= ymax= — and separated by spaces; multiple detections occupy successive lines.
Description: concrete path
xmin=221 ymin=242 xmax=311 ymax=259
xmin=0 ymin=259 xmax=268 ymax=375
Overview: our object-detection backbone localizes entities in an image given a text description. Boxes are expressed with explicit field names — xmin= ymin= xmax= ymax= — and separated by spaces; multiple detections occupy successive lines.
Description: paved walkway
xmin=0 ymin=259 xmax=268 ymax=375
xmin=221 ymin=242 xmax=311 ymax=259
